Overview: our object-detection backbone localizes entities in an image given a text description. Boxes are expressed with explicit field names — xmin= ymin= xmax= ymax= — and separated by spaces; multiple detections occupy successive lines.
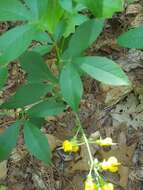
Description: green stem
xmin=60 ymin=37 xmax=65 ymax=54
xmin=75 ymin=113 xmax=93 ymax=165
xmin=47 ymin=32 xmax=61 ymax=70
xmin=75 ymin=113 xmax=101 ymax=182
xmin=54 ymin=43 xmax=60 ymax=61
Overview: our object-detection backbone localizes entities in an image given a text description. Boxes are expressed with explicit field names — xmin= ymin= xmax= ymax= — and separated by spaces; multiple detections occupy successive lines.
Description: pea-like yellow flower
xmin=62 ymin=140 xmax=79 ymax=153
xmin=101 ymin=157 xmax=120 ymax=173
xmin=84 ymin=175 xmax=97 ymax=190
xmin=102 ymin=183 xmax=114 ymax=190
xmin=96 ymin=137 xmax=115 ymax=147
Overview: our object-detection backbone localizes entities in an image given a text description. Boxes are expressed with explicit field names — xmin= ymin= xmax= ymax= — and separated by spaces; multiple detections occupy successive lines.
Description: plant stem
xmin=47 ymin=32 xmax=61 ymax=70
xmin=75 ymin=113 xmax=101 ymax=182
xmin=60 ymin=37 xmax=65 ymax=54
xmin=55 ymin=43 xmax=61 ymax=62
xmin=75 ymin=113 xmax=93 ymax=165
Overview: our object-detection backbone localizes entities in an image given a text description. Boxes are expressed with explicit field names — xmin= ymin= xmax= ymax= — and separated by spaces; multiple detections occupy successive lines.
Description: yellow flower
xmin=84 ymin=176 xmax=97 ymax=190
xmin=101 ymin=157 xmax=120 ymax=173
xmin=102 ymin=183 xmax=114 ymax=190
xmin=62 ymin=140 xmax=79 ymax=153
xmin=96 ymin=137 xmax=115 ymax=147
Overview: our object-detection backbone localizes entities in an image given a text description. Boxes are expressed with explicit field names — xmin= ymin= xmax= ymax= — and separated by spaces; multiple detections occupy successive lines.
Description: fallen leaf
xmin=119 ymin=165 xmax=129 ymax=189
xmin=0 ymin=161 xmax=7 ymax=180
xmin=46 ymin=134 xmax=61 ymax=151
xmin=99 ymin=84 xmax=132 ymax=106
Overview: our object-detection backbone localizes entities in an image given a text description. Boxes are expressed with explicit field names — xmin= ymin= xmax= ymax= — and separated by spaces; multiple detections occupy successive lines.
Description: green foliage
xmin=0 ymin=186 xmax=8 ymax=190
xmin=32 ymin=44 xmax=53 ymax=55
xmin=24 ymin=121 xmax=51 ymax=164
xmin=64 ymin=19 xmax=104 ymax=57
xmin=0 ymin=66 xmax=8 ymax=90
xmin=28 ymin=99 xmax=65 ymax=117
xmin=19 ymin=52 xmax=57 ymax=83
xmin=59 ymin=0 xmax=73 ymax=12
xmin=42 ymin=0 xmax=64 ymax=33
xmin=24 ymin=0 xmax=49 ymax=19
xmin=75 ymin=56 xmax=130 ymax=85
xmin=1 ymin=83 xmax=52 ymax=108
xmin=75 ymin=0 xmax=123 ymax=18
xmin=60 ymin=64 xmax=83 ymax=111
xmin=0 ymin=0 xmax=131 ymax=164
xmin=0 ymin=0 xmax=32 ymax=21
xmin=127 ymin=0 xmax=136 ymax=3
xmin=118 ymin=26 xmax=143 ymax=49
xmin=0 ymin=122 xmax=20 ymax=161
xmin=0 ymin=25 xmax=37 ymax=64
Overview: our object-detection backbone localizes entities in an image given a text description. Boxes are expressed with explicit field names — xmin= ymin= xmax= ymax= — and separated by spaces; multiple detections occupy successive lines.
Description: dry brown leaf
xmin=11 ymin=184 xmax=24 ymax=190
xmin=100 ymin=142 xmax=136 ymax=166
xmin=69 ymin=145 xmax=89 ymax=172
xmin=46 ymin=134 xmax=61 ymax=151
xmin=99 ymin=84 xmax=132 ymax=106
xmin=0 ymin=161 xmax=7 ymax=180
xmin=119 ymin=166 xmax=129 ymax=189
xmin=126 ymin=4 xmax=142 ymax=14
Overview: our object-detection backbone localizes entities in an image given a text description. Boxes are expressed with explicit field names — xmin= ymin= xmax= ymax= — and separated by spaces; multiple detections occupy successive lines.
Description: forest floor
xmin=0 ymin=1 xmax=143 ymax=190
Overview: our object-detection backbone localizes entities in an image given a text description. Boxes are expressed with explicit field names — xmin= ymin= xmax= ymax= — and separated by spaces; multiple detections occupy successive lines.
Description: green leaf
xmin=75 ymin=56 xmax=130 ymax=86
xmin=64 ymin=19 xmax=104 ymax=57
xmin=33 ymin=32 xmax=52 ymax=43
xmin=53 ymin=21 xmax=67 ymax=41
xmin=0 ymin=24 xmax=37 ymax=65
xmin=0 ymin=185 xmax=8 ymax=190
xmin=76 ymin=0 xmax=123 ymax=18
xmin=59 ymin=0 xmax=73 ymax=12
xmin=127 ymin=0 xmax=136 ymax=3
xmin=0 ymin=66 xmax=8 ymax=90
xmin=19 ymin=51 xmax=57 ymax=83
xmin=28 ymin=99 xmax=65 ymax=117
xmin=0 ymin=122 xmax=20 ymax=161
xmin=63 ymin=13 xmax=88 ymax=37
xmin=42 ymin=0 xmax=64 ymax=33
xmin=0 ymin=0 xmax=32 ymax=21
xmin=29 ymin=117 xmax=44 ymax=128
xmin=32 ymin=45 xmax=53 ymax=55
xmin=117 ymin=26 xmax=143 ymax=48
xmin=24 ymin=0 xmax=49 ymax=19
xmin=60 ymin=64 xmax=83 ymax=111
xmin=1 ymin=83 xmax=51 ymax=109
xmin=24 ymin=121 xmax=51 ymax=164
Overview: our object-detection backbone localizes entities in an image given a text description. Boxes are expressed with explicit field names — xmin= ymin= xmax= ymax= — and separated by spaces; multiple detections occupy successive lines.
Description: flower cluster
xmin=95 ymin=137 xmax=116 ymax=147
xmin=102 ymin=183 xmax=114 ymax=190
xmin=84 ymin=175 xmax=114 ymax=190
xmin=84 ymin=175 xmax=97 ymax=190
xmin=62 ymin=136 xmax=120 ymax=190
xmin=62 ymin=139 xmax=79 ymax=153
xmin=100 ymin=157 xmax=120 ymax=173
